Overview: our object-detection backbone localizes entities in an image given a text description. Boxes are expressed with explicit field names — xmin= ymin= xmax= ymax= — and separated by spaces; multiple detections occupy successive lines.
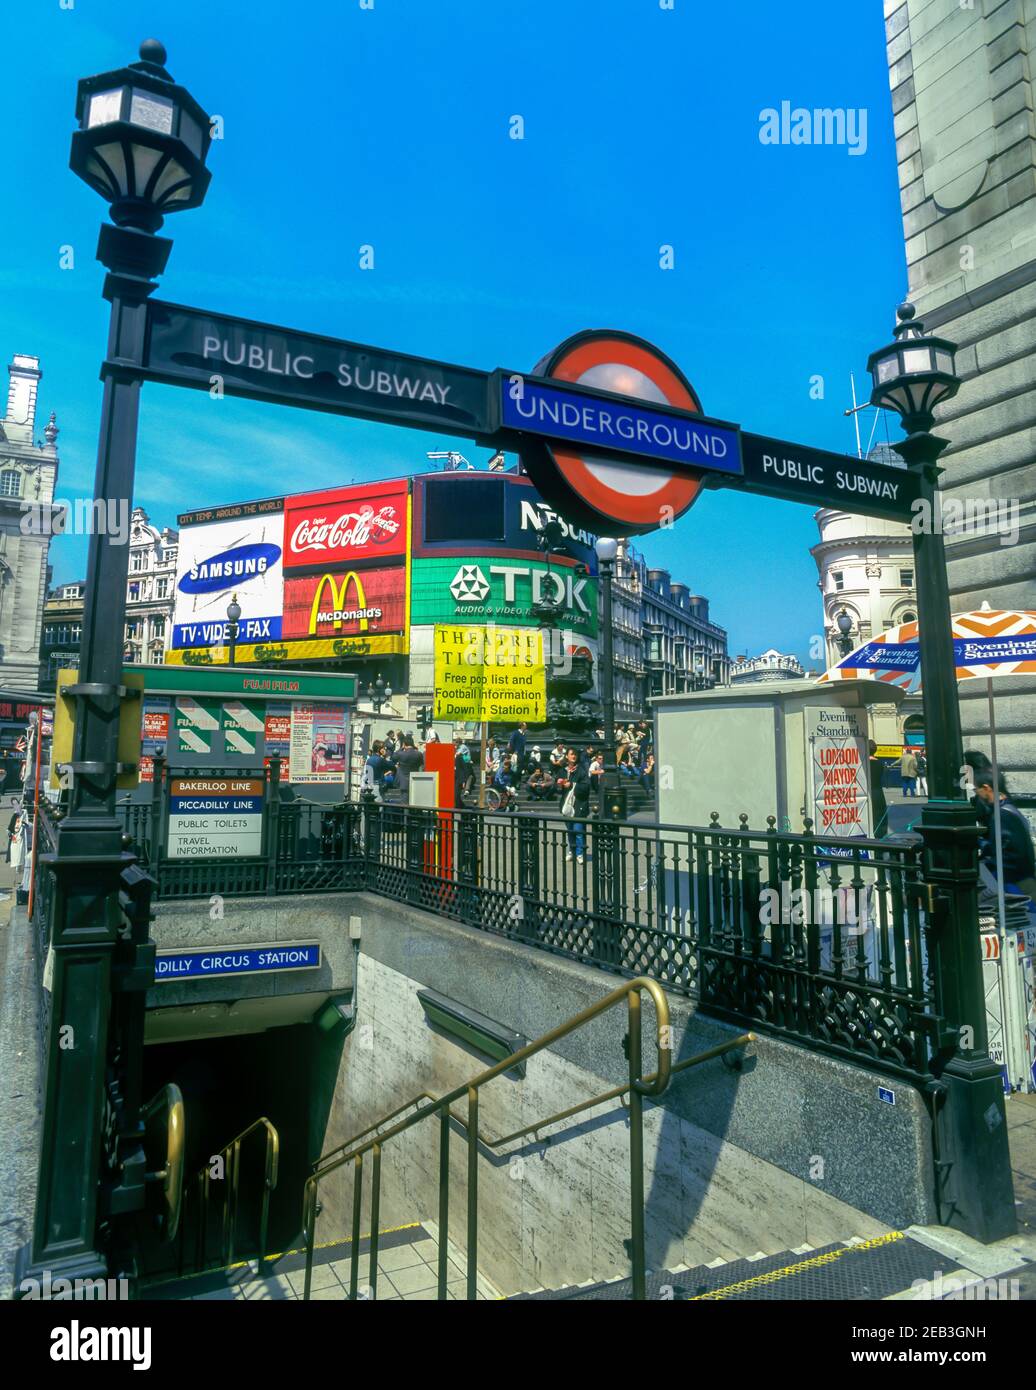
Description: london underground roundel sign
xmin=522 ymin=329 xmax=708 ymax=535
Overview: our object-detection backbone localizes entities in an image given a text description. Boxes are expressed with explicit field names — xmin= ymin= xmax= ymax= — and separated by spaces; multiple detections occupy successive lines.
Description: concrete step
xmin=506 ymin=1231 xmax=952 ymax=1301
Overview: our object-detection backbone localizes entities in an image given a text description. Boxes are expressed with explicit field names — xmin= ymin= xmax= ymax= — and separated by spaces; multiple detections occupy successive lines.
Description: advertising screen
xmin=283 ymin=479 xmax=407 ymax=570
xmin=172 ymin=510 xmax=284 ymax=650
xmin=413 ymin=473 xmax=598 ymax=572
xmin=282 ymin=566 xmax=406 ymax=641
xmin=410 ymin=555 xmax=598 ymax=639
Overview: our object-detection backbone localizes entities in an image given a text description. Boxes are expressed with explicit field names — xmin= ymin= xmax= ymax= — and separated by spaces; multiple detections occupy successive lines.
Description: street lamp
xmin=226 ymin=594 xmax=241 ymax=667
xmin=595 ymin=536 xmax=624 ymax=819
xmin=18 ymin=40 xmax=214 ymax=1295
xmin=367 ymin=674 xmax=392 ymax=714
xmin=868 ymin=302 xmax=1013 ymax=1242
xmin=834 ymin=608 xmax=855 ymax=658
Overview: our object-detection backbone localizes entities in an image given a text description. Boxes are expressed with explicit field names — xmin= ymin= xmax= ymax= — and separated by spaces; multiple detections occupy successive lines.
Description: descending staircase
xmin=139 ymin=1223 xmax=957 ymax=1302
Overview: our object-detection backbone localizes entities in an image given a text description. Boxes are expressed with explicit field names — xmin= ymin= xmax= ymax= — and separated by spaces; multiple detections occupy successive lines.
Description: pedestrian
xmin=868 ymin=739 xmax=889 ymax=839
xmin=549 ymin=741 xmax=566 ymax=772
xmin=640 ymin=751 xmax=655 ymax=793
xmin=425 ymin=728 xmax=440 ymax=743
xmin=454 ymin=743 xmax=474 ymax=805
xmin=383 ymin=730 xmax=397 ymax=757
xmin=506 ymin=721 xmax=528 ymax=778
xmin=393 ymin=733 xmax=424 ymax=799
xmin=588 ymin=750 xmax=604 ymax=796
xmin=527 ymin=744 xmax=542 ymax=770
xmin=526 ymin=765 xmax=554 ymax=801
xmin=914 ymin=748 xmax=928 ymax=797
xmin=899 ymin=747 xmax=918 ymax=796
xmin=361 ymin=739 xmax=394 ymax=800
xmin=6 ymin=809 xmax=20 ymax=863
xmin=555 ymin=747 xmax=590 ymax=863
xmin=973 ymin=770 xmax=1036 ymax=900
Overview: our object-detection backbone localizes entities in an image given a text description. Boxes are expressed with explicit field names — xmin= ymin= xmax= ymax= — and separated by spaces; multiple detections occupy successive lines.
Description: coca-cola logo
xmin=290 ymin=504 xmax=400 ymax=555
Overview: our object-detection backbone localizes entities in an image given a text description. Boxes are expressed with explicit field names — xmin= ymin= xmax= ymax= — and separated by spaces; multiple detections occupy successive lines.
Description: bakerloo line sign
xmin=142 ymin=303 xmax=922 ymax=536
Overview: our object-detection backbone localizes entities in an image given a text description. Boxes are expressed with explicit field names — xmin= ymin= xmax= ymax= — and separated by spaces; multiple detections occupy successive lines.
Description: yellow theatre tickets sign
xmin=433 ymin=625 xmax=546 ymax=722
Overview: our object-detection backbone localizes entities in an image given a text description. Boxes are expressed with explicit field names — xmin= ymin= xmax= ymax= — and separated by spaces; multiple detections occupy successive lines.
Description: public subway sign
xmin=718 ymin=434 xmax=923 ymax=524
xmin=145 ymin=301 xmax=492 ymax=435
xmin=141 ymin=303 xmax=926 ymax=536
xmin=154 ymin=942 xmax=321 ymax=981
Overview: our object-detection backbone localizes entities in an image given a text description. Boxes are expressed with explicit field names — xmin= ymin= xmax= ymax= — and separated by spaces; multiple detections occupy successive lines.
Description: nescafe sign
xmin=283 ymin=481 xmax=408 ymax=569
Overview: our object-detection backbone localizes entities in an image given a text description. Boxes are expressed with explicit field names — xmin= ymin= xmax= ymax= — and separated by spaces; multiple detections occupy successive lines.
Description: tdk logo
xmin=179 ymin=543 xmax=281 ymax=595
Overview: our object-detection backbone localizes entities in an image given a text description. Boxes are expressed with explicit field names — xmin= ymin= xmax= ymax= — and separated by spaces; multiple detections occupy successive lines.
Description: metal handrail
xmin=178 ymin=1117 xmax=280 ymax=1276
xmin=302 ymin=975 xmax=673 ymax=1301
xmin=143 ymin=1083 xmax=186 ymax=1241
xmin=313 ymin=1032 xmax=755 ymax=1165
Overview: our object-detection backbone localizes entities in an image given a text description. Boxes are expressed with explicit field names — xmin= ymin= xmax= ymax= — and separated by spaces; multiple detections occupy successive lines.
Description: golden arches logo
xmin=308 ymin=571 xmax=371 ymax=634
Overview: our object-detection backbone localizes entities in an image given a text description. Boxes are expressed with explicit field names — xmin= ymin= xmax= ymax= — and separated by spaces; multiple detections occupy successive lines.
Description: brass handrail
xmin=143 ymin=1083 xmax=186 ymax=1241
xmin=178 ymin=1117 xmax=280 ymax=1276
xmin=303 ymin=975 xmax=673 ymax=1301
xmin=313 ymin=1032 xmax=756 ymax=1164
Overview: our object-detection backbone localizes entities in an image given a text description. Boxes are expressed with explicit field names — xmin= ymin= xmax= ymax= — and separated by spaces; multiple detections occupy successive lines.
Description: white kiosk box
xmin=654 ymin=678 xmax=905 ymax=834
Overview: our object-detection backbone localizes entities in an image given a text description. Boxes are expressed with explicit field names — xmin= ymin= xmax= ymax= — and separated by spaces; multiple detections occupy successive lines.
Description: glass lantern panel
xmin=901 ymin=347 xmax=933 ymax=375
xmin=130 ymin=145 xmax=163 ymax=198
xmin=935 ymin=350 xmax=954 ymax=374
xmin=88 ymin=140 xmax=130 ymax=197
xmin=87 ymin=88 xmax=125 ymax=128
xmin=129 ymin=88 xmax=175 ymax=134
xmin=876 ymin=356 xmax=899 ymax=384
xmin=152 ymin=157 xmax=191 ymax=203
xmin=177 ymin=109 xmax=205 ymax=159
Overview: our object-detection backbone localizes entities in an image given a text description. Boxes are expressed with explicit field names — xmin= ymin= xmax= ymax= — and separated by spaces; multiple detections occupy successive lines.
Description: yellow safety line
xmin=687 ymin=1231 xmax=906 ymax=1300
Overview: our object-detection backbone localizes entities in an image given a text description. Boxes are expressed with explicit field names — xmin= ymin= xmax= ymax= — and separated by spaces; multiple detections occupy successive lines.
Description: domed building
xmin=810 ymin=442 xmax=922 ymax=748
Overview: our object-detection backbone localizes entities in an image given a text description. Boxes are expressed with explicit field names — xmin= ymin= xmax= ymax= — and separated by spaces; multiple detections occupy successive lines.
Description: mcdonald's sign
xmin=282 ymin=566 xmax=405 ymax=641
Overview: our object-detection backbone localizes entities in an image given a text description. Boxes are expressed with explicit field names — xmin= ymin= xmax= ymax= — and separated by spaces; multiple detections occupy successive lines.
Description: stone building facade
xmin=40 ymin=507 xmax=178 ymax=686
xmin=884 ymin=0 xmax=1036 ymax=796
xmin=0 ymin=354 xmax=60 ymax=692
xmin=811 ymin=442 xmax=923 ymax=745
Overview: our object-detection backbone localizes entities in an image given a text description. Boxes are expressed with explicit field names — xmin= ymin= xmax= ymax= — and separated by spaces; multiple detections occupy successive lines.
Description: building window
xmin=832 ymin=571 xmax=844 ymax=591
xmin=128 ymin=582 xmax=140 ymax=601
xmin=156 ymin=578 xmax=168 ymax=598
xmin=130 ymin=550 xmax=146 ymax=572
xmin=900 ymin=569 xmax=913 ymax=588
xmin=126 ymin=620 xmax=142 ymax=639
xmin=0 ymin=470 xmax=21 ymax=498
xmin=152 ymin=617 xmax=165 ymax=638
xmin=901 ymin=611 xmax=916 ymax=624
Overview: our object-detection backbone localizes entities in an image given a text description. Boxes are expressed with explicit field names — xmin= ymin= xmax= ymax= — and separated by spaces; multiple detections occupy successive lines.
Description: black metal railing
xmin=113 ymin=761 xmax=942 ymax=1080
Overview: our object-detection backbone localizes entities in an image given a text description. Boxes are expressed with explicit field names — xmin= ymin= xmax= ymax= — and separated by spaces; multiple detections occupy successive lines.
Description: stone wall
xmin=885 ymin=0 xmax=1036 ymax=800
xmin=314 ymin=894 xmax=935 ymax=1295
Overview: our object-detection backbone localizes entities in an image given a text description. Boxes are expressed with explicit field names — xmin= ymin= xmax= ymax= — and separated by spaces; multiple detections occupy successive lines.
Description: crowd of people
xmin=361 ymin=721 xmax=657 ymax=822
xmin=477 ymin=721 xmax=656 ymax=810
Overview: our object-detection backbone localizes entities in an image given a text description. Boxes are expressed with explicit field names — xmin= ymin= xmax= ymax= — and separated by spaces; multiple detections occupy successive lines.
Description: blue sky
xmin=3 ymin=0 xmax=907 ymax=666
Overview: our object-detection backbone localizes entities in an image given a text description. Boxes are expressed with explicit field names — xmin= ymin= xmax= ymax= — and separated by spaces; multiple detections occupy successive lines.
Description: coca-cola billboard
xmin=283 ymin=480 xmax=408 ymax=569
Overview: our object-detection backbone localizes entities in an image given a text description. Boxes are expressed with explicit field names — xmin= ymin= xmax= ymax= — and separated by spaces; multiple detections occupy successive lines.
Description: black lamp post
xmin=868 ymin=302 xmax=1014 ymax=1242
xmin=17 ymin=40 xmax=214 ymax=1294
xmin=226 ymin=593 xmax=241 ymax=667
xmin=595 ymin=537 xmax=624 ymax=819
xmin=367 ymin=674 xmax=392 ymax=715
xmin=834 ymin=608 xmax=855 ymax=658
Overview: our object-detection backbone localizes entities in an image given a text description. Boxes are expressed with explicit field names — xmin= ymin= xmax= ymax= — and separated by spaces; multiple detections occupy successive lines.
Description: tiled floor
xmin=187 ymin=1224 xmax=498 ymax=1302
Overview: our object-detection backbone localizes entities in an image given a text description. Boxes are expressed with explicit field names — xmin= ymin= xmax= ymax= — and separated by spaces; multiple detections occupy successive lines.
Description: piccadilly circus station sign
xmin=142 ymin=303 xmax=922 ymax=537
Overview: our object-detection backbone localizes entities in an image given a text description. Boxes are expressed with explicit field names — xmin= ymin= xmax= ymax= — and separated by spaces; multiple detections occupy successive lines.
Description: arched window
xmin=0 ymin=470 xmax=21 ymax=498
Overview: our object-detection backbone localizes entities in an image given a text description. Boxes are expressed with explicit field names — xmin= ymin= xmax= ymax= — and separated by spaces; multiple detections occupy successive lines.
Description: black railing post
xmin=457 ymin=810 xmax=480 ymax=925
xmin=149 ymin=752 xmax=166 ymax=872
xmin=265 ymin=755 xmax=282 ymax=897
xmin=516 ymin=811 xmax=541 ymax=942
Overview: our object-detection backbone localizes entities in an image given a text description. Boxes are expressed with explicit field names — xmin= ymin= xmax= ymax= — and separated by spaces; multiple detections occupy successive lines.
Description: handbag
xmin=561 ymin=786 xmax=576 ymax=819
